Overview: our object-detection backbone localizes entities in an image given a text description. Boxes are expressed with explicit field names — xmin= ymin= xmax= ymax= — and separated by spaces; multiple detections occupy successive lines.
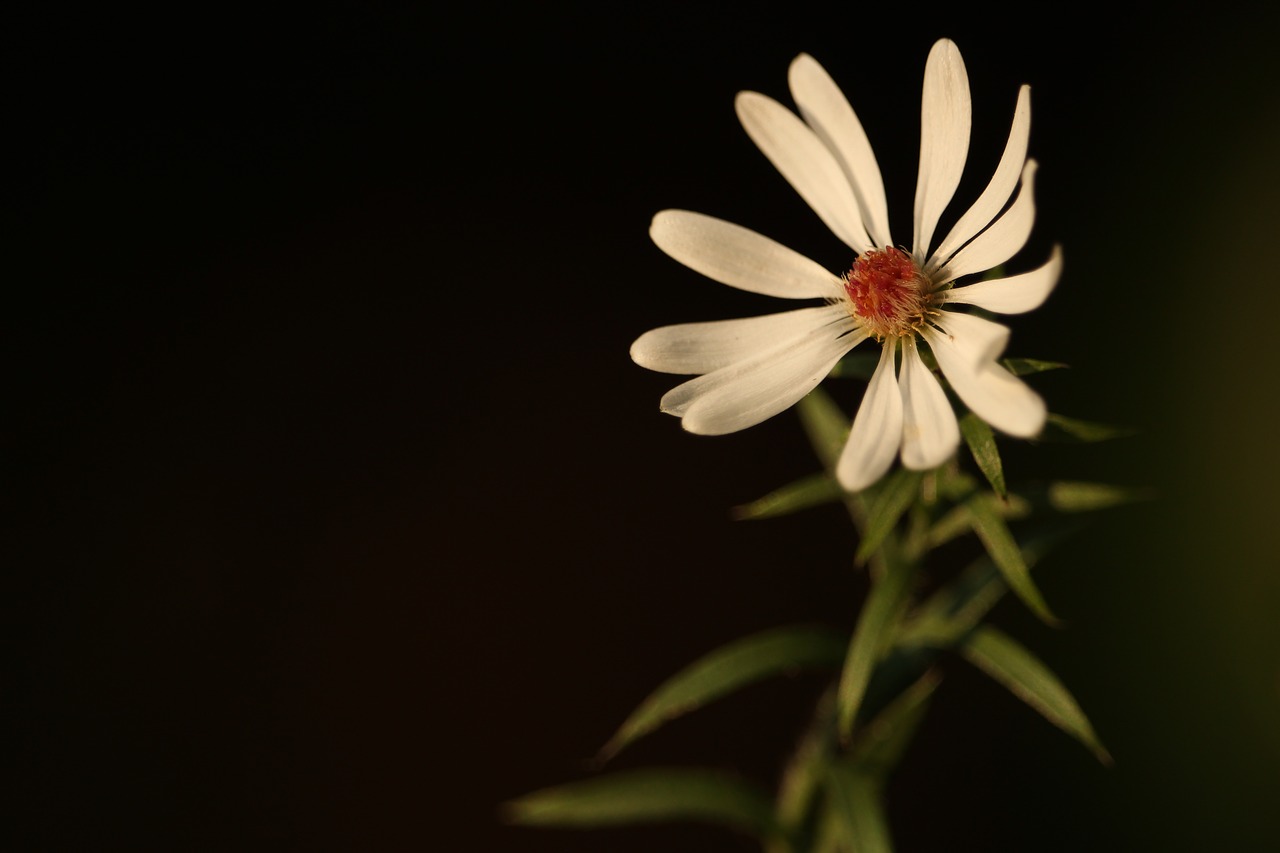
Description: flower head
xmin=632 ymin=39 xmax=1059 ymax=491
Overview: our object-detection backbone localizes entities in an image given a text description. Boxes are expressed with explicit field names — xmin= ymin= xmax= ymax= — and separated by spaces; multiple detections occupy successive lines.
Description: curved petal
xmin=912 ymin=38 xmax=971 ymax=262
xmin=944 ymin=244 xmax=1062 ymax=315
xmin=898 ymin=335 xmax=959 ymax=471
xmin=837 ymin=339 xmax=903 ymax=492
xmin=929 ymin=310 xmax=1011 ymax=367
xmin=650 ymin=210 xmax=844 ymax=299
xmin=671 ymin=322 xmax=867 ymax=435
xmin=924 ymin=325 xmax=1046 ymax=438
xmin=788 ymin=53 xmax=893 ymax=248
xmin=631 ymin=305 xmax=849 ymax=374
xmin=933 ymin=160 xmax=1038 ymax=286
xmin=928 ymin=85 xmax=1031 ymax=272
xmin=735 ymin=91 xmax=872 ymax=254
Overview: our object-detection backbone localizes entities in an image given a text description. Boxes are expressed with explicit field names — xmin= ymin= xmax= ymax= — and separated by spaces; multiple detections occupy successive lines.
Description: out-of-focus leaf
xmin=1002 ymin=357 xmax=1069 ymax=376
xmin=797 ymin=386 xmax=850 ymax=472
xmin=855 ymin=469 xmax=923 ymax=565
xmin=598 ymin=625 xmax=847 ymax=762
xmin=733 ymin=473 xmax=843 ymax=520
xmin=1045 ymin=481 xmax=1156 ymax=512
xmin=959 ymin=413 xmax=1006 ymax=499
xmin=837 ymin=550 xmax=916 ymax=739
xmin=924 ymin=492 xmax=1030 ymax=552
xmin=502 ymin=767 xmax=784 ymax=839
xmin=962 ymin=625 xmax=1112 ymax=765
xmin=829 ymin=351 xmax=880 ymax=380
xmin=824 ymin=763 xmax=893 ymax=853
xmin=1039 ymin=413 xmax=1137 ymax=442
xmin=852 ymin=669 xmax=940 ymax=776
xmin=964 ymin=496 xmax=1060 ymax=627
xmin=774 ymin=683 xmax=839 ymax=839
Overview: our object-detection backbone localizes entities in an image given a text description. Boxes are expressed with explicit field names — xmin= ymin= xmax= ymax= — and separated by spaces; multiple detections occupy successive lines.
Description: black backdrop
xmin=9 ymin=4 xmax=1280 ymax=851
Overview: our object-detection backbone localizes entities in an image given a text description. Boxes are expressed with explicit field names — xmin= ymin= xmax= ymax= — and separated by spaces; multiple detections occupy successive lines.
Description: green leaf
xmin=964 ymin=495 xmax=1061 ymax=627
xmin=852 ymin=669 xmax=941 ymax=776
xmin=797 ymin=386 xmax=850 ymax=472
xmin=502 ymin=767 xmax=784 ymax=838
xmin=732 ymin=472 xmax=843 ymax=520
xmin=837 ymin=549 xmax=916 ymax=739
xmin=774 ymin=683 xmax=839 ymax=835
xmin=598 ymin=624 xmax=847 ymax=762
xmin=1002 ymin=357 xmax=1069 ymax=376
xmin=1039 ymin=413 xmax=1137 ymax=442
xmin=961 ymin=625 xmax=1112 ymax=765
xmin=959 ymin=413 xmax=1006 ymax=499
xmin=824 ymin=763 xmax=893 ymax=853
xmin=855 ymin=469 xmax=923 ymax=564
xmin=828 ymin=351 xmax=880 ymax=380
xmin=1045 ymin=481 xmax=1156 ymax=512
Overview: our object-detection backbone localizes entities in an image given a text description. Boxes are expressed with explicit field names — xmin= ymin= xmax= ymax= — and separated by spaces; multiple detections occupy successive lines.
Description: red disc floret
xmin=843 ymin=247 xmax=928 ymax=337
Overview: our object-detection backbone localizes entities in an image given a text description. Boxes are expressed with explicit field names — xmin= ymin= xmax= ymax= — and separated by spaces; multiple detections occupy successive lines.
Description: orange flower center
xmin=842 ymin=247 xmax=932 ymax=339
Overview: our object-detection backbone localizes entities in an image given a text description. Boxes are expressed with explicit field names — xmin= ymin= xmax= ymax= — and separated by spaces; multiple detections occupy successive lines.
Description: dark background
xmin=8 ymin=3 xmax=1280 ymax=851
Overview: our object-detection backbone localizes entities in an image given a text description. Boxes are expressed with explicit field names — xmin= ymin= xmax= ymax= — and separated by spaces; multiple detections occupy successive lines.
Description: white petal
xmin=944 ymin=245 xmax=1062 ymax=315
xmin=912 ymin=39 xmax=971 ymax=261
xmin=923 ymin=325 xmax=1046 ymax=438
xmin=735 ymin=91 xmax=872 ymax=254
xmin=671 ymin=322 xmax=867 ymax=435
xmin=650 ymin=210 xmax=844 ymax=299
xmin=898 ymin=336 xmax=959 ymax=471
xmin=933 ymin=160 xmax=1038 ymax=286
xmin=788 ymin=53 xmax=893 ymax=248
xmin=928 ymin=85 xmax=1031 ymax=272
xmin=929 ymin=310 xmax=1011 ymax=367
xmin=631 ymin=305 xmax=849 ymax=375
xmin=837 ymin=339 xmax=903 ymax=492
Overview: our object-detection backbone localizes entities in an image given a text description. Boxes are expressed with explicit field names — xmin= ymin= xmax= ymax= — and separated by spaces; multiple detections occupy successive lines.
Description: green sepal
xmin=502 ymin=767 xmax=785 ymax=839
xmin=732 ymin=472 xmax=844 ymax=520
xmin=959 ymin=413 xmax=1007 ymax=499
xmin=961 ymin=625 xmax=1112 ymax=765
xmin=597 ymin=624 xmax=847 ymax=762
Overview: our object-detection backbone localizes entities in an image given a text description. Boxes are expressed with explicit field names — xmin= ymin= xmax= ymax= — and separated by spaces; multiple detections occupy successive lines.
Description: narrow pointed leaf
xmin=964 ymin=496 xmax=1060 ymax=626
xmin=1002 ymin=357 xmax=1068 ymax=376
xmin=1046 ymin=481 xmax=1157 ymax=512
xmin=962 ymin=625 xmax=1112 ymax=765
xmin=837 ymin=550 xmax=916 ymax=738
xmin=502 ymin=767 xmax=784 ymax=838
xmin=829 ymin=351 xmax=880 ymax=380
xmin=733 ymin=472 xmax=843 ymax=520
xmin=824 ymin=763 xmax=893 ymax=853
xmin=855 ymin=469 xmax=923 ymax=564
xmin=774 ymin=683 xmax=839 ymax=834
xmin=598 ymin=624 xmax=847 ymax=762
xmin=852 ymin=668 xmax=941 ymax=775
xmin=959 ymin=413 xmax=1006 ymax=498
xmin=797 ymin=386 xmax=850 ymax=471
xmin=1039 ymin=413 xmax=1137 ymax=442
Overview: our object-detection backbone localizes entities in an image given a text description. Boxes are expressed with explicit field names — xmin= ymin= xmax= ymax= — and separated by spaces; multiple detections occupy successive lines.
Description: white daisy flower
xmin=631 ymin=38 xmax=1060 ymax=491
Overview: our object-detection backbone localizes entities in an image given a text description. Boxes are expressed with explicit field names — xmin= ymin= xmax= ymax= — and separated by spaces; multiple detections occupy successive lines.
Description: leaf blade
xmin=964 ymin=495 xmax=1060 ymax=627
xmin=855 ymin=469 xmax=924 ymax=564
xmin=959 ymin=413 xmax=1007 ymax=499
xmin=824 ymin=763 xmax=894 ymax=853
xmin=502 ymin=767 xmax=784 ymax=838
xmin=598 ymin=624 xmax=847 ymax=762
xmin=837 ymin=550 xmax=916 ymax=739
xmin=732 ymin=473 xmax=844 ymax=521
xmin=961 ymin=625 xmax=1112 ymax=765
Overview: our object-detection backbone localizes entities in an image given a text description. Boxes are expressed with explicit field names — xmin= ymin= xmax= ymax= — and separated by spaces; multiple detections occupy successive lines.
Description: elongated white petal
xmin=930 ymin=310 xmax=1011 ymax=367
xmin=631 ymin=305 xmax=849 ymax=375
xmin=650 ymin=210 xmax=844 ymax=299
xmin=788 ymin=53 xmax=893 ymax=248
xmin=899 ymin=336 xmax=959 ymax=470
xmin=944 ymin=245 xmax=1062 ymax=314
xmin=736 ymin=91 xmax=872 ymax=254
xmin=934 ymin=160 xmax=1038 ymax=285
xmin=928 ymin=85 xmax=1031 ymax=272
xmin=912 ymin=39 xmax=971 ymax=261
xmin=837 ymin=339 xmax=903 ymax=491
xmin=924 ymin=326 xmax=1046 ymax=437
xmin=671 ymin=322 xmax=867 ymax=434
